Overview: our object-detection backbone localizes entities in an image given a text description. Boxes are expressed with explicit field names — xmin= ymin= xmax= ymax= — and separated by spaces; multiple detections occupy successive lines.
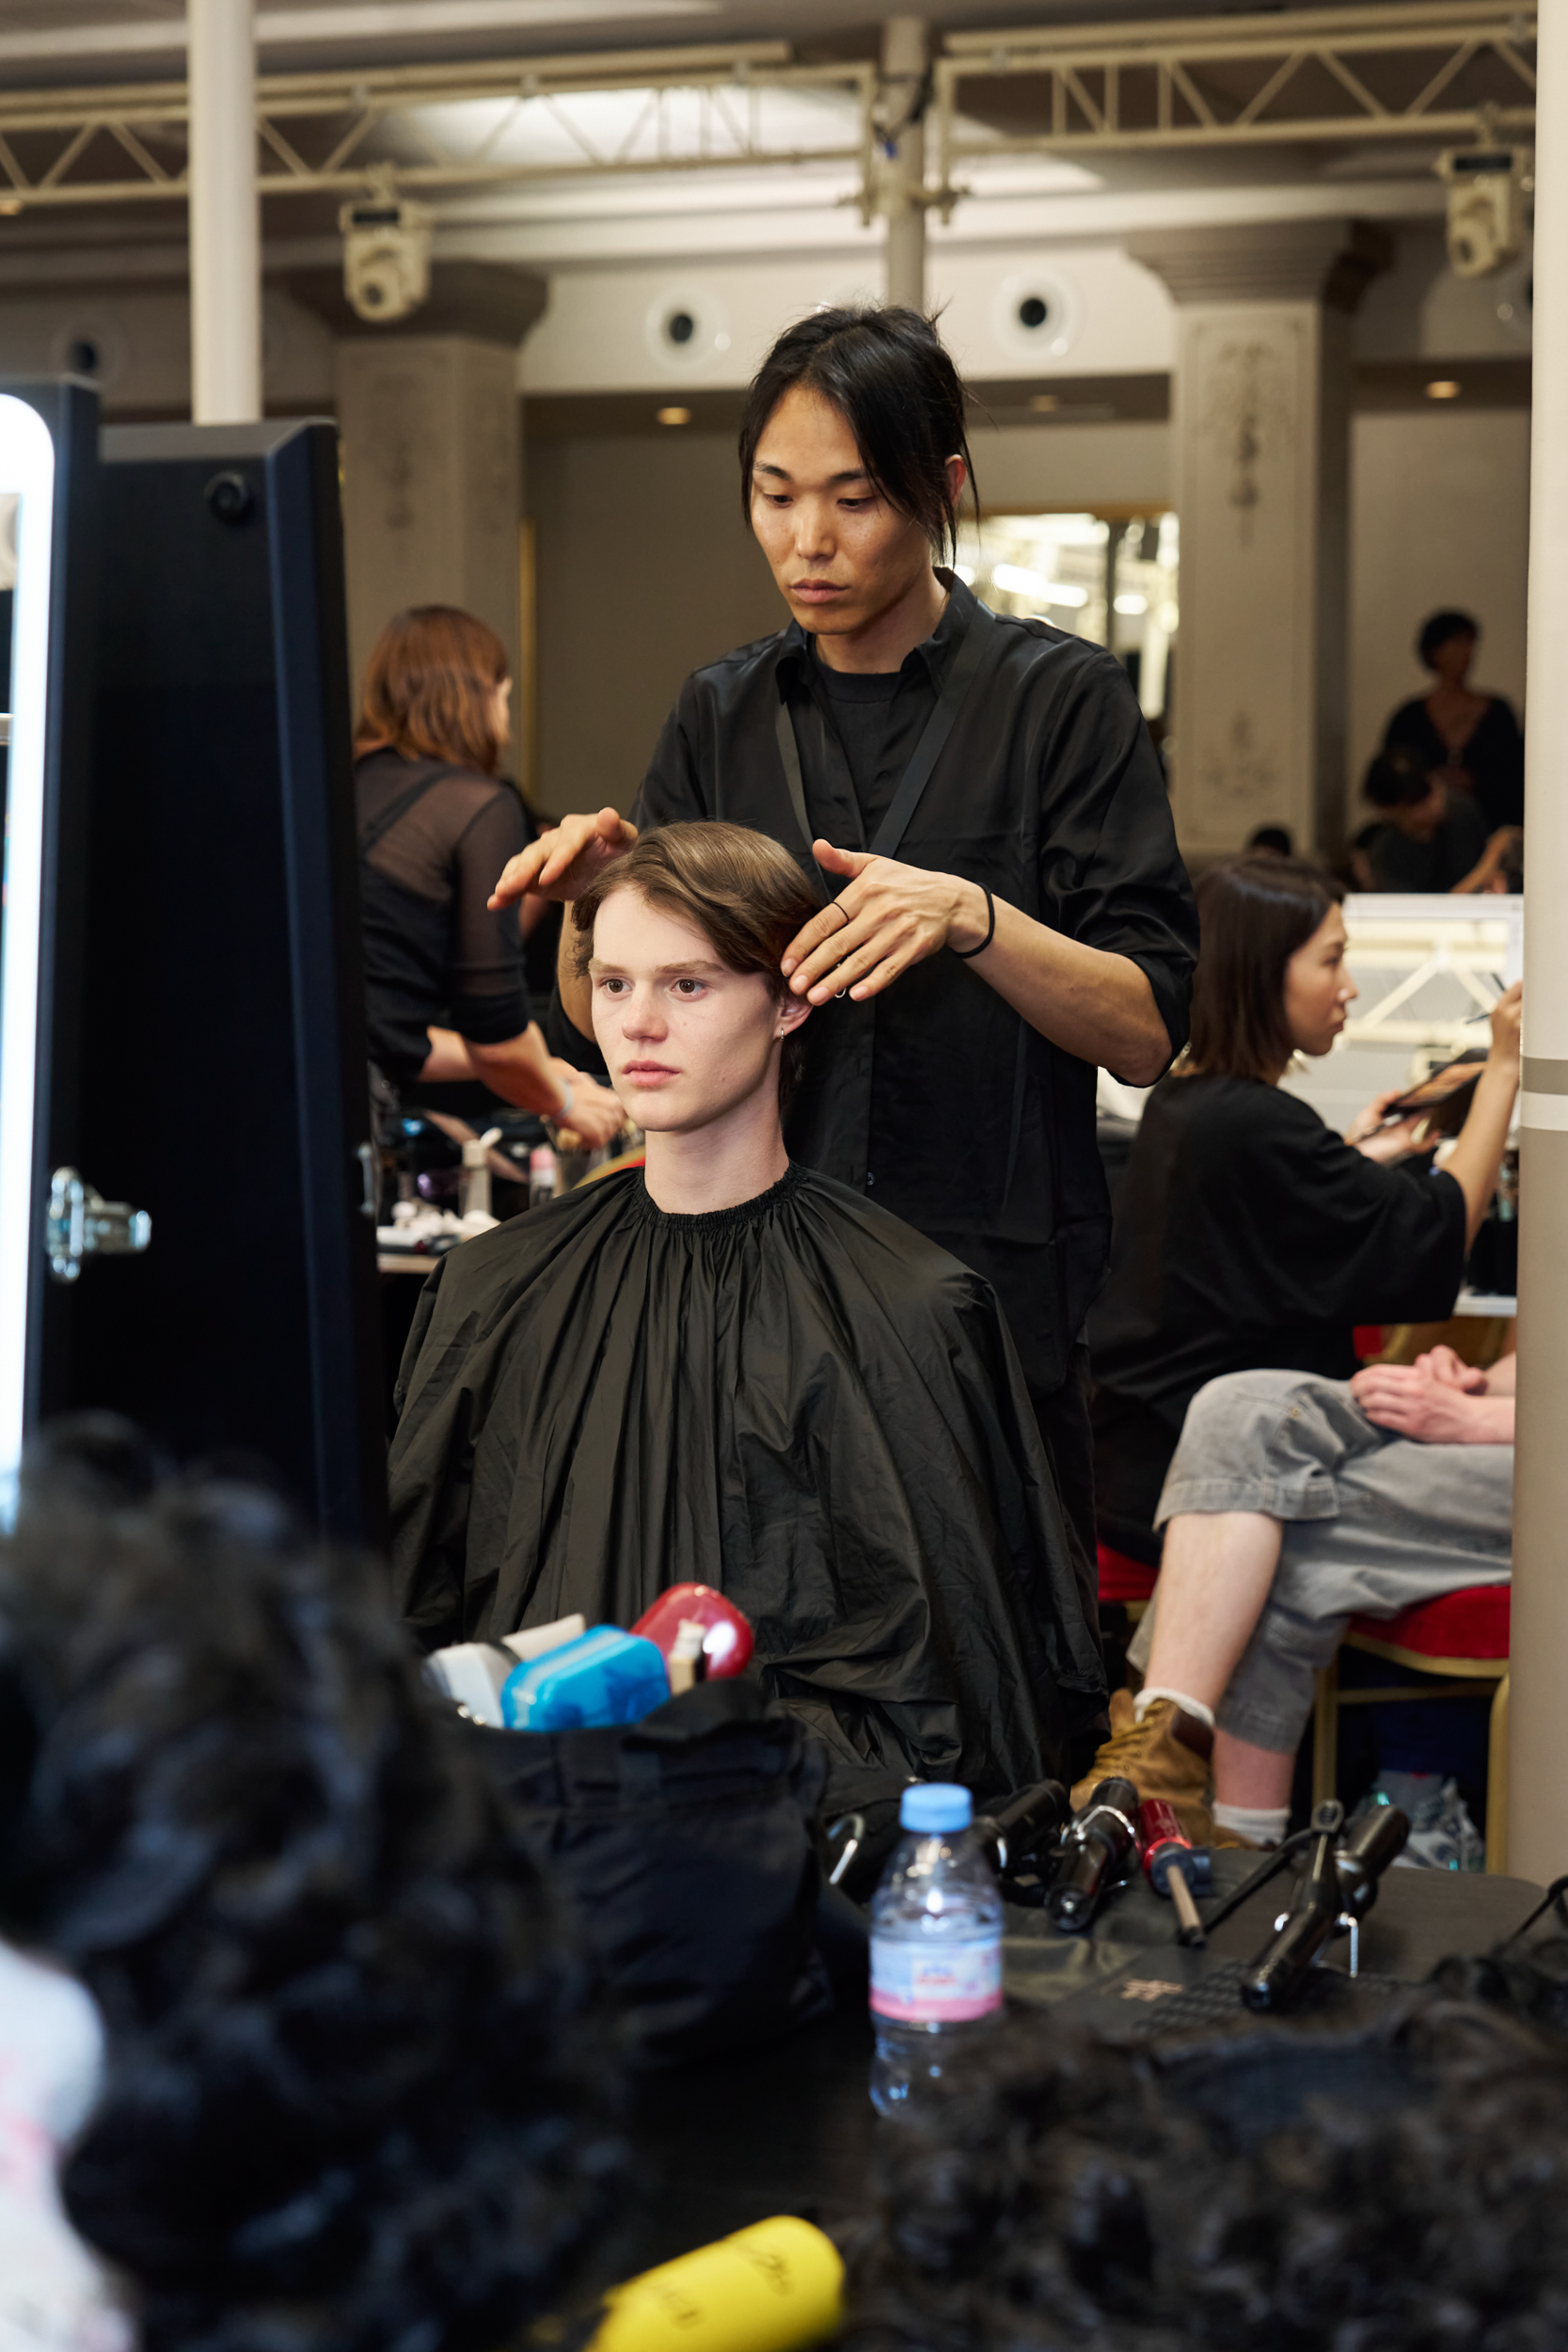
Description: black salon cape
xmin=388 ymin=1164 xmax=1105 ymax=1817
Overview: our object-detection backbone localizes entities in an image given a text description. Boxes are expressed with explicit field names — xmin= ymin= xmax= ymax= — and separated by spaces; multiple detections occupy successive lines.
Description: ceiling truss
xmin=0 ymin=41 xmax=876 ymax=214
xmin=935 ymin=2 xmax=1536 ymax=211
xmin=0 ymin=5 xmax=1538 ymax=222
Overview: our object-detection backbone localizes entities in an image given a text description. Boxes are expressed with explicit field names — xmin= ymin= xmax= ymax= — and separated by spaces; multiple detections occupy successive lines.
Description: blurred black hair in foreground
xmin=0 ymin=1416 xmax=622 ymax=2352
xmin=844 ymin=1952 xmax=1568 ymax=2352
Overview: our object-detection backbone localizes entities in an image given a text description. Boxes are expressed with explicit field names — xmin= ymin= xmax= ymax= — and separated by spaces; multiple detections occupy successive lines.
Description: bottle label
xmin=869 ymin=1935 xmax=1003 ymax=2023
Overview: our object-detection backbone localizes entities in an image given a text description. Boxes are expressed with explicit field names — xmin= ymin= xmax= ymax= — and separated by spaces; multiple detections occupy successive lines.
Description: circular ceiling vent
xmin=990 ymin=269 xmax=1083 ymax=364
xmin=642 ymin=285 xmax=732 ymax=375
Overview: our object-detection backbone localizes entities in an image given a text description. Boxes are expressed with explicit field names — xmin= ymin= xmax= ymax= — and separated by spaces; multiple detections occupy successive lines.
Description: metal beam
xmin=0 ymin=40 xmax=879 ymax=215
xmin=935 ymin=3 xmax=1535 ymax=211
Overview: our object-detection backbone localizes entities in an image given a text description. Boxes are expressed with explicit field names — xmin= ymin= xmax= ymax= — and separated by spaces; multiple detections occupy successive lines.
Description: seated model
xmin=1075 ymin=1343 xmax=1514 ymax=1849
xmin=389 ymin=821 xmax=1105 ymax=1815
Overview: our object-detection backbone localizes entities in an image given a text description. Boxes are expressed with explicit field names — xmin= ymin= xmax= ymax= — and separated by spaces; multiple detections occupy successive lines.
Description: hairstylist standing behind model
xmin=491 ymin=308 xmax=1198 ymax=1643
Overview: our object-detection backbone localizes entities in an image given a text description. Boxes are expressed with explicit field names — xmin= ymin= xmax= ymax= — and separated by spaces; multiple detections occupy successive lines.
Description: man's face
xmin=749 ymin=384 xmax=941 ymax=644
xmin=588 ymin=889 xmax=807 ymax=1135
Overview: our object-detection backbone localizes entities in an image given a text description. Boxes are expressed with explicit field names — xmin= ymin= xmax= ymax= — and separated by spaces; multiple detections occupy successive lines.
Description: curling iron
xmin=1242 ymin=1798 xmax=1409 ymax=2012
xmin=1046 ymin=1775 xmax=1139 ymax=1934
xmin=974 ymin=1779 xmax=1070 ymax=1906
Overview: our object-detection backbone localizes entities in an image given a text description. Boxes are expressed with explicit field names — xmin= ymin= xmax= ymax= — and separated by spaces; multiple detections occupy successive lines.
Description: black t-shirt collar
xmin=777 ymin=565 xmax=972 ymax=695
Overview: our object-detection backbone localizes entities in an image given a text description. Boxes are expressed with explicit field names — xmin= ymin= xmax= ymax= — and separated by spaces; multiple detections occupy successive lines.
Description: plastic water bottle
xmin=869 ymin=1784 xmax=1004 ymax=2118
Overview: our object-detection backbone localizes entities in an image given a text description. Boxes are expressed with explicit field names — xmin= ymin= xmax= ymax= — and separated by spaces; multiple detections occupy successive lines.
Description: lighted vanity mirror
xmin=0 ymin=396 xmax=56 ymax=1500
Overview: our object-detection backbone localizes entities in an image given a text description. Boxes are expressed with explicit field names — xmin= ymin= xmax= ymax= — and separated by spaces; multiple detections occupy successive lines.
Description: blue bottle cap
xmin=900 ymin=1783 xmax=974 ymax=1833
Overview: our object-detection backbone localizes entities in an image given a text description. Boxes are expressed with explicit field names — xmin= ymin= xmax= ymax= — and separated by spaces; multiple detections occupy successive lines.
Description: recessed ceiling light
xmin=1425 ymin=379 xmax=1463 ymax=400
xmin=657 ymin=405 xmax=692 ymax=427
xmin=1029 ymin=393 xmax=1058 ymax=413
xmin=0 ymin=200 xmax=21 ymax=219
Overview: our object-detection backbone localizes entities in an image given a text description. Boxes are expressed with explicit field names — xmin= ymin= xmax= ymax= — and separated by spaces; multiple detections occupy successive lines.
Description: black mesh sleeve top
xmin=356 ymin=748 xmax=533 ymax=1085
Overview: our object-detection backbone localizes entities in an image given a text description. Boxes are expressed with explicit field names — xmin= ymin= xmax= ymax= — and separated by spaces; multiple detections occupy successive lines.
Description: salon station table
xmin=595 ymin=1856 xmax=1547 ymax=2282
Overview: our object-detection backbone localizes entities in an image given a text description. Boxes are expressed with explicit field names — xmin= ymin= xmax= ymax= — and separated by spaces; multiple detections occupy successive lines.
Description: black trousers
xmin=1030 ymin=1343 xmax=1111 ymax=1770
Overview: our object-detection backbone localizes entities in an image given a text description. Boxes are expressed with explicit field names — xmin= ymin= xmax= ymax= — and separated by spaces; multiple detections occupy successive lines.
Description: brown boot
xmin=1070 ymin=1690 xmax=1214 ymax=1845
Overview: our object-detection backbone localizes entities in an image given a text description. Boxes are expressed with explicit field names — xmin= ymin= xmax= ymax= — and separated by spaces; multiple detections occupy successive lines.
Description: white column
xmin=881 ymin=17 xmax=927 ymax=313
xmin=188 ymin=0 xmax=262 ymax=424
xmin=1507 ymin=1 xmax=1568 ymax=1884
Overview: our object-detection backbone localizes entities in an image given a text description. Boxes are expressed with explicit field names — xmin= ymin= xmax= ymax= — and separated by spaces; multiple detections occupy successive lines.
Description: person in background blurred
xmin=1244 ymin=822 xmax=1292 ymax=858
xmin=1383 ymin=609 xmax=1524 ymax=832
xmin=1361 ymin=747 xmax=1520 ymax=895
xmin=1089 ymin=856 xmax=1519 ymax=1590
xmin=356 ymin=606 xmax=622 ymax=1144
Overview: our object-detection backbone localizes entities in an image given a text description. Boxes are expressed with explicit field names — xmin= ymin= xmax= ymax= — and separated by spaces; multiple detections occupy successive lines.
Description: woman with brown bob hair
xmin=388 ymin=820 xmax=1104 ymax=1830
xmin=355 ymin=606 xmax=622 ymax=1141
xmin=1088 ymin=851 xmax=1520 ymax=1570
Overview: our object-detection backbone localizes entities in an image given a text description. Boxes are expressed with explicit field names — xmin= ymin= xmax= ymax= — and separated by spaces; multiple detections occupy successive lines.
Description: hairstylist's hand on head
xmin=782 ymin=840 xmax=991 ymax=1003
xmin=489 ymin=807 xmax=639 ymax=911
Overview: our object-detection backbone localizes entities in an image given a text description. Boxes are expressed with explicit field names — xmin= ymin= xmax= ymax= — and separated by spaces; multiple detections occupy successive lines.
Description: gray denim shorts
xmin=1131 ymin=1370 xmax=1513 ymax=1754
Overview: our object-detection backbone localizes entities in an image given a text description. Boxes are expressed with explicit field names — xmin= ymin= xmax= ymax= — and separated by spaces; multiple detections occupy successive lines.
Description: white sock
xmin=1212 ymin=1801 xmax=1289 ymax=1848
xmin=1133 ymin=1685 xmax=1216 ymax=1732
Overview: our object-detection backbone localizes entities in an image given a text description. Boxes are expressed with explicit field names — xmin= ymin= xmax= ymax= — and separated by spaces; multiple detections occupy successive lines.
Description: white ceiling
xmin=0 ymin=0 xmax=1430 ymax=79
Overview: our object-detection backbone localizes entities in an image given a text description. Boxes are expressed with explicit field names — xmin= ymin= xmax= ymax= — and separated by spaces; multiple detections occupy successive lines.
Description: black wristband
xmin=951 ymin=886 xmax=995 ymax=961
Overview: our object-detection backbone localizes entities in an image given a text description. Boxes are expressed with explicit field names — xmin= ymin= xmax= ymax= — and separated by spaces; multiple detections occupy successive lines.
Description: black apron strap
xmin=773 ymin=698 xmax=830 ymax=903
xmin=868 ymin=599 xmax=996 ymax=862
xmin=772 ymin=598 xmax=998 ymax=892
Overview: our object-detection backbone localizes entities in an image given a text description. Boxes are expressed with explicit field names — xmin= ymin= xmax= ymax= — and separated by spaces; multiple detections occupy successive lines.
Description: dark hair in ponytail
xmin=738 ymin=306 xmax=977 ymax=559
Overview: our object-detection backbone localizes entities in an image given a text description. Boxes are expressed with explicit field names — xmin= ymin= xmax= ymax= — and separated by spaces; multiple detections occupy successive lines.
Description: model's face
xmin=749 ymin=384 xmax=960 ymax=642
xmin=589 ymin=889 xmax=808 ymax=1134
xmin=1283 ymin=904 xmax=1357 ymax=1059
xmin=1430 ymin=630 xmax=1476 ymax=687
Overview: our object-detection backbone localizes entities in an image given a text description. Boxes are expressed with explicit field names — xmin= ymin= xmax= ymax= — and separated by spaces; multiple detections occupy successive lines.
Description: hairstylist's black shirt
xmin=547 ymin=573 xmax=1197 ymax=1399
xmin=1094 ymin=1073 xmax=1468 ymax=1428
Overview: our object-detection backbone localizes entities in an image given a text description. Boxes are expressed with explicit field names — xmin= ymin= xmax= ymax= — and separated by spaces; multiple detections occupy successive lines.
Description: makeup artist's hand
xmin=490 ymin=807 xmax=638 ymax=908
xmin=782 ymin=841 xmax=990 ymax=1004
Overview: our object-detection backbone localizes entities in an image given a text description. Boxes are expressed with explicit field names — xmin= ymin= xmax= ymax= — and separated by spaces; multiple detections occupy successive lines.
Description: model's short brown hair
xmin=356 ymin=605 xmax=510 ymax=775
xmin=572 ymin=822 xmax=819 ymax=1101
xmin=1185 ymin=854 xmax=1342 ymax=1083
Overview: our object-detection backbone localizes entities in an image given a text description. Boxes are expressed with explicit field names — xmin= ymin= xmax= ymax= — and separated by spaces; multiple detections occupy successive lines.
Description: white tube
xmin=188 ymin=0 xmax=262 ymax=424
xmin=881 ymin=16 xmax=927 ymax=313
xmin=1507 ymin=0 xmax=1568 ymax=1883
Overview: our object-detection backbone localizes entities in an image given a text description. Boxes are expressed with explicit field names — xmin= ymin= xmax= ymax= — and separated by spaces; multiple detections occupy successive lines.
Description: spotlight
xmin=1425 ymin=380 xmax=1463 ymax=400
xmin=339 ymin=174 xmax=432 ymax=325
xmin=1436 ymin=145 xmax=1526 ymax=278
xmin=657 ymin=406 xmax=692 ymax=426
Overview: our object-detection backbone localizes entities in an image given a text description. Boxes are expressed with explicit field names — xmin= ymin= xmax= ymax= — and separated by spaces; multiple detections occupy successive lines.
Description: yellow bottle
xmin=591 ymin=2217 xmax=844 ymax=2352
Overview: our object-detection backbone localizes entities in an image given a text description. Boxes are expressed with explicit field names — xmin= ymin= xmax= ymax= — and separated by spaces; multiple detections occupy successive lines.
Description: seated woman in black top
xmin=356 ymin=606 xmax=622 ymax=1142
xmin=1382 ymin=607 xmax=1524 ymax=833
xmin=1091 ymin=854 xmax=1520 ymax=1565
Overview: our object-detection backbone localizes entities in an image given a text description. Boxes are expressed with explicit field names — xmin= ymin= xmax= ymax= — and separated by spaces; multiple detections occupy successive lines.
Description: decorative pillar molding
xmin=1126 ymin=219 xmax=1389 ymax=857
xmin=289 ymin=262 xmax=547 ymax=715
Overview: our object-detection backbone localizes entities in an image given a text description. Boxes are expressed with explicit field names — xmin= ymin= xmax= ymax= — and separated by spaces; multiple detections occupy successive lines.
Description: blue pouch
xmin=500 ymin=1626 xmax=671 ymax=1732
